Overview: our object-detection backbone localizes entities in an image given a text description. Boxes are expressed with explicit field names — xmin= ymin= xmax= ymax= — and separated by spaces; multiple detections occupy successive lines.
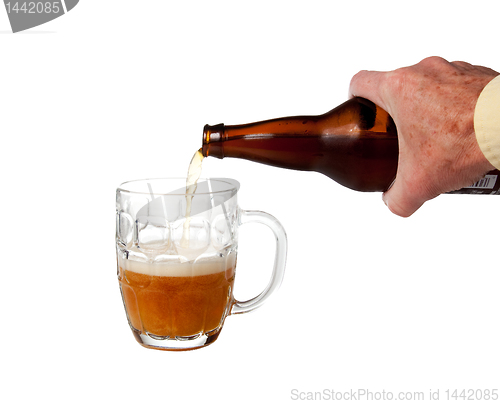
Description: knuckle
xmin=419 ymin=56 xmax=449 ymax=68
xmin=451 ymin=60 xmax=472 ymax=68
xmin=349 ymin=70 xmax=366 ymax=87
xmin=348 ymin=70 xmax=370 ymax=96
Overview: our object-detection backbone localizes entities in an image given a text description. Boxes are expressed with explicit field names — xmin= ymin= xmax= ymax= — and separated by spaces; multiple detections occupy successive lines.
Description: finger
xmin=382 ymin=178 xmax=425 ymax=218
xmin=348 ymin=70 xmax=390 ymax=112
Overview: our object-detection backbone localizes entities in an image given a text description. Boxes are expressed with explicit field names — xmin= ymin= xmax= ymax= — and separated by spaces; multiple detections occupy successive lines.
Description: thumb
xmin=382 ymin=178 xmax=425 ymax=218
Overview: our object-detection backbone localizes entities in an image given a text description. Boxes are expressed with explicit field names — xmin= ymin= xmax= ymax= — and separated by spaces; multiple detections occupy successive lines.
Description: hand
xmin=349 ymin=56 xmax=499 ymax=217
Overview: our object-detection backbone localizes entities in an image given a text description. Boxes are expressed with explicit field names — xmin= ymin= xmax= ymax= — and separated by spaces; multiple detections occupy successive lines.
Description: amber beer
xmin=202 ymin=97 xmax=500 ymax=194
xmin=118 ymin=255 xmax=236 ymax=341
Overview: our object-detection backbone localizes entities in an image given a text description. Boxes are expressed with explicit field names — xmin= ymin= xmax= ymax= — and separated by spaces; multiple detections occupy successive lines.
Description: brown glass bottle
xmin=202 ymin=97 xmax=500 ymax=194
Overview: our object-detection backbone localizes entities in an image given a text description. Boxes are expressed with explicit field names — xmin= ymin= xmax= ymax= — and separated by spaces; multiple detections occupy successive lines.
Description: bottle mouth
xmin=202 ymin=123 xmax=224 ymax=158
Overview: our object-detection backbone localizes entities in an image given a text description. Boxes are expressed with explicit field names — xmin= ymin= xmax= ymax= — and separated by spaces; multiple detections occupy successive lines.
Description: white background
xmin=1 ymin=1 xmax=499 ymax=403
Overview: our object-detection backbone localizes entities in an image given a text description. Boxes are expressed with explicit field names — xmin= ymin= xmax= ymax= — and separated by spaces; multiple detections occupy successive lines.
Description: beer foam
xmin=119 ymin=255 xmax=235 ymax=277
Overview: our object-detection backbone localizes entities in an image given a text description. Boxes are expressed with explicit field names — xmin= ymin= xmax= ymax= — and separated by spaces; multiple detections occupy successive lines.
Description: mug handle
xmin=230 ymin=209 xmax=287 ymax=315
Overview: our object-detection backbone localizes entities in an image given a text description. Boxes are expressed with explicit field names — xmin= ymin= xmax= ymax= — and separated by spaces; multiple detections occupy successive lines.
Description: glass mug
xmin=116 ymin=178 xmax=287 ymax=351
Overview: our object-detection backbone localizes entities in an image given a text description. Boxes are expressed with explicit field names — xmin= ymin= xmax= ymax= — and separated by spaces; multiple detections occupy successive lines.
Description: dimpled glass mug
xmin=116 ymin=178 xmax=287 ymax=351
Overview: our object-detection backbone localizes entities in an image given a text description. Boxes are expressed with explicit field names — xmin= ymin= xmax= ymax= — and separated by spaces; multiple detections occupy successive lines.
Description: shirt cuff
xmin=474 ymin=75 xmax=500 ymax=170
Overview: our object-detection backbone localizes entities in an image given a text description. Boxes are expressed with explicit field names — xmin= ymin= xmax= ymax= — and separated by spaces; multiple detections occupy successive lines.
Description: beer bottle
xmin=202 ymin=97 xmax=500 ymax=194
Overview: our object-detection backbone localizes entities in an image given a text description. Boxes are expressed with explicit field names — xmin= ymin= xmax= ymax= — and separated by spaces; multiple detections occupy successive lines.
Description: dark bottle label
xmin=447 ymin=171 xmax=500 ymax=194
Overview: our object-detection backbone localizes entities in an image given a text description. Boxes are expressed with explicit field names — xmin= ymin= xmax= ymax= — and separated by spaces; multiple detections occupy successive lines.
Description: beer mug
xmin=116 ymin=178 xmax=287 ymax=351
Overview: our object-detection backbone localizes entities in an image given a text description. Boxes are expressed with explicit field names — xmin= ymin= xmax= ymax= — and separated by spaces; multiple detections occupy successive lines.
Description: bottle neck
xmin=202 ymin=112 xmax=326 ymax=159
